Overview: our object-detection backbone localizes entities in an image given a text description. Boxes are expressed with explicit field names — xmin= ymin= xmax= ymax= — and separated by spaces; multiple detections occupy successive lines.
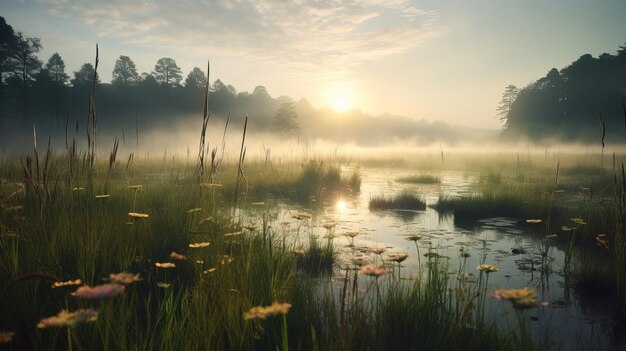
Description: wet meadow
xmin=0 ymin=135 xmax=625 ymax=350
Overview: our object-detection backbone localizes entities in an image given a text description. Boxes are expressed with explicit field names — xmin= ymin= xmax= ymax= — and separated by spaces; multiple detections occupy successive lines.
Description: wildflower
xmin=0 ymin=331 xmax=15 ymax=343
xmin=72 ymin=283 xmax=125 ymax=299
xmin=526 ymin=219 xmax=543 ymax=224
xmin=4 ymin=205 xmax=24 ymax=212
xmin=596 ymin=234 xmax=609 ymax=249
xmin=220 ymin=256 xmax=234 ymax=265
xmin=169 ymin=251 xmax=187 ymax=260
xmin=343 ymin=231 xmax=359 ymax=238
xmin=351 ymin=256 xmax=371 ymax=267
xmin=370 ymin=247 xmax=386 ymax=255
xmin=243 ymin=223 xmax=259 ymax=231
xmin=37 ymin=309 xmax=97 ymax=328
xmin=155 ymin=262 xmax=176 ymax=268
xmin=203 ymin=268 xmax=216 ymax=274
xmin=561 ymin=226 xmax=575 ymax=232
xmin=224 ymin=231 xmax=242 ymax=237
xmin=292 ymin=212 xmax=312 ymax=220
xmin=189 ymin=242 xmax=210 ymax=248
xmin=157 ymin=282 xmax=171 ymax=288
xmin=72 ymin=187 xmax=84 ymax=191
xmin=322 ymin=222 xmax=336 ymax=230
xmin=294 ymin=248 xmax=306 ymax=255
xmin=198 ymin=216 xmax=213 ymax=224
xmin=385 ymin=253 xmax=409 ymax=263
xmin=186 ymin=207 xmax=202 ymax=213
xmin=460 ymin=252 xmax=471 ymax=258
xmin=570 ymin=218 xmax=587 ymax=225
xmin=490 ymin=287 xmax=547 ymax=309
xmin=1 ymin=231 xmax=18 ymax=238
xmin=243 ymin=302 xmax=292 ymax=321
xmin=95 ymin=194 xmax=111 ymax=199
xmin=195 ymin=260 xmax=204 ymax=264
xmin=128 ymin=212 xmax=149 ymax=219
xmin=108 ymin=272 xmax=141 ymax=285
xmin=476 ymin=264 xmax=499 ymax=273
xmin=52 ymin=279 xmax=82 ymax=288
xmin=359 ymin=264 xmax=388 ymax=277
xmin=405 ymin=235 xmax=421 ymax=241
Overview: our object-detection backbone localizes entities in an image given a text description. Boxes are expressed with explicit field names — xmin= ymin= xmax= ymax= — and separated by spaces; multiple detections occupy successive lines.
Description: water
xmin=244 ymin=167 xmax=624 ymax=350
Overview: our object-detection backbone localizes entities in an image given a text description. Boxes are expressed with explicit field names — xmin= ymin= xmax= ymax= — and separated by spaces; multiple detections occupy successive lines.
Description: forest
xmin=2 ymin=15 xmax=625 ymax=149
xmin=499 ymin=43 xmax=626 ymax=142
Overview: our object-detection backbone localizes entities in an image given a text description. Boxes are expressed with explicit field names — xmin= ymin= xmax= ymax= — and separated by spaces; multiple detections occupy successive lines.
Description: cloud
xmin=38 ymin=0 xmax=445 ymax=74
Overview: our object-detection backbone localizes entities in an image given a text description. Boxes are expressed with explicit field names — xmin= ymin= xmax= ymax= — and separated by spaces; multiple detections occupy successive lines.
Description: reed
xmin=369 ymin=191 xmax=426 ymax=210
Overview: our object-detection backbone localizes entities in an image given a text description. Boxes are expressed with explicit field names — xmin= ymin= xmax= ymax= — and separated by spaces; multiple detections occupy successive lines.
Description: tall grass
xmin=369 ymin=191 xmax=427 ymax=210
xmin=0 ymin=153 xmax=535 ymax=350
xmin=396 ymin=174 xmax=441 ymax=184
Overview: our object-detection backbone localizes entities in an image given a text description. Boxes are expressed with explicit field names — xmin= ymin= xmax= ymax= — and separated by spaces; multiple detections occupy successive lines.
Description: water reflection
xmin=243 ymin=168 xmax=624 ymax=350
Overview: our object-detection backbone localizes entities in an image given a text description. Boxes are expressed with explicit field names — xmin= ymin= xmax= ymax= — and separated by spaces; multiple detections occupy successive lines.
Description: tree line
xmin=0 ymin=16 xmax=299 ymax=143
xmin=498 ymin=43 xmax=626 ymax=142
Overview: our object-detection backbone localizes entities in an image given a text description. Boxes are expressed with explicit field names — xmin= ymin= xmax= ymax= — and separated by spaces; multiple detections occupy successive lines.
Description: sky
xmin=2 ymin=0 xmax=626 ymax=129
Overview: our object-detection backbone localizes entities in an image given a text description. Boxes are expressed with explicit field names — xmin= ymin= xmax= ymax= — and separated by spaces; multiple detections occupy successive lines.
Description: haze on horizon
xmin=3 ymin=0 xmax=626 ymax=130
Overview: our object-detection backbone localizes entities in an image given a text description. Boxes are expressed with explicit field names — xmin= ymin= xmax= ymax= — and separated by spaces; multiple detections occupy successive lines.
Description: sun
xmin=336 ymin=199 xmax=347 ymax=210
xmin=331 ymin=95 xmax=350 ymax=112
xmin=327 ymin=85 xmax=353 ymax=112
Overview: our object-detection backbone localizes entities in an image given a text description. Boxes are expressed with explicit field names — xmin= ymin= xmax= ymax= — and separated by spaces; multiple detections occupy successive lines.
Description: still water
xmin=245 ymin=168 xmax=623 ymax=350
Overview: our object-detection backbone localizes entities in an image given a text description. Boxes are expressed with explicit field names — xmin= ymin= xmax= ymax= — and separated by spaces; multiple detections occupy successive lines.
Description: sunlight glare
xmin=331 ymin=96 xmax=350 ymax=112
xmin=336 ymin=199 xmax=347 ymax=211
xmin=328 ymin=85 xmax=353 ymax=112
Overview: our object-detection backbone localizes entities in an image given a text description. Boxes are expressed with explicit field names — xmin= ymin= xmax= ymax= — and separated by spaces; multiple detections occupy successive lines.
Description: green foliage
xmin=369 ymin=191 xmax=427 ymax=210
xmin=152 ymin=57 xmax=182 ymax=87
xmin=272 ymin=102 xmax=300 ymax=136
xmin=502 ymin=44 xmax=626 ymax=141
xmin=44 ymin=53 xmax=68 ymax=85
xmin=184 ymin=67 xmax=207 ymax=90
xmin=112 ymin=55 xmax=140 ymax=86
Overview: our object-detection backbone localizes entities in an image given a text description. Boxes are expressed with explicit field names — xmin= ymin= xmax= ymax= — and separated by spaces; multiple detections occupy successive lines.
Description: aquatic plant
xmin=476 ymin=264 xmax=499 ymax=273
xmin=107 ymin=272 xmax=142 ymax=285
xmin=396 ymin=174 xmax=441 ymax=184
xmin=490 ymin=287 xmax=547 ymax=309
xmin=243 ymin=302 xmax=292 ymax=321
xmin=369 ymin=192 xmax=426 ymax=210
xmin=37 ymin=309 xmax=98 ymax=328
xmin=72 ymin=283 xmax=125 ymax=299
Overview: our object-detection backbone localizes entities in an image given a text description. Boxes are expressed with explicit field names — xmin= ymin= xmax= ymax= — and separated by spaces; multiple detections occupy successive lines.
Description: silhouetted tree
xmin=10 ymin=32 xmax=42 ymax=123
xmin=44 ymin=53 xmax=68 ymax=85
xmin=503 ymin=46 xmax=626 ymax=141
xmin=0 ymin=16 xmax=17 ymax=100
xmin=152 ymin=57 xmax=182 ymax=87
xmin=0 ymin=16 xmax=18 ymax=143
xmin=253 ymin=85 xmax=269 ymax=97
xmin=496 ymin=84 xmax=518 ymax=125
xmin=140 ymin=73 xmax=159 ymax=87
xmin=272 ymin=101 xmax=300 ymax=136
xmin=28 ymin=53 xmax=68 ymax=125
xmin=11 ymin=33 xmax=42 ymax=88
xmin=112 ymin=55 xmax=139 ymax=86
xmin=184 ymin=67 xmax=206 ymax=90
xmin=71 ymin=63 xmax=99 ymax=88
